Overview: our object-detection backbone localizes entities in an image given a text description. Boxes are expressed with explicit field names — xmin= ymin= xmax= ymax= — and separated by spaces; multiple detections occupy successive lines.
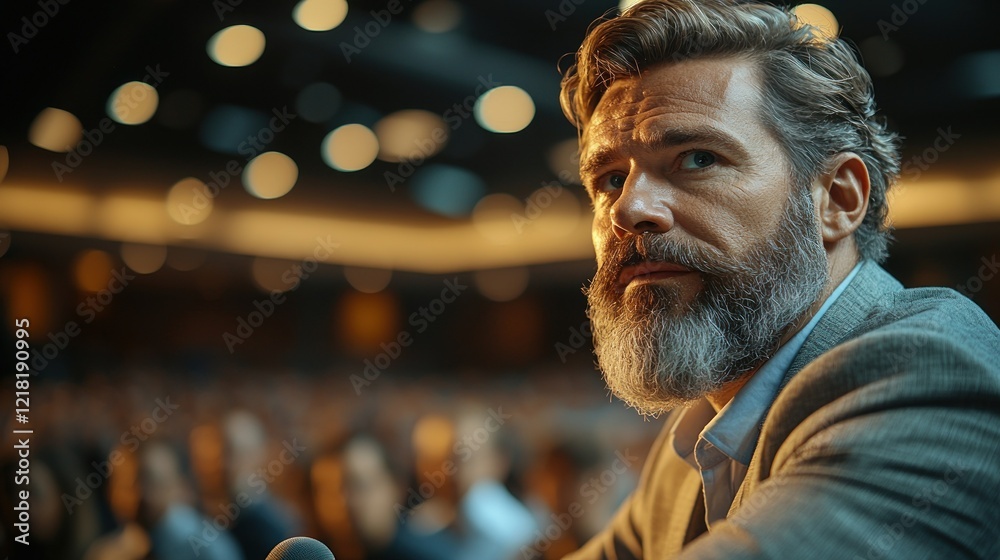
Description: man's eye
xmin=679 ymin=151 xmax=716 ymax=170
xmin=598 ymin=173 xmax=627 ymax=192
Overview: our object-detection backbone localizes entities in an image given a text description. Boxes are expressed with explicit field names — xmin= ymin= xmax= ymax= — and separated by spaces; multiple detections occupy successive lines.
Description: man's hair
xmin=560 ymin=0 xmax=901 ymax=262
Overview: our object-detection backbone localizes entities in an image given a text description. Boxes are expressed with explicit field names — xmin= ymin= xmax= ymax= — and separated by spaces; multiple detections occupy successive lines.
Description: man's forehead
xmin=582 ymin=58 xmax=761 ymax=147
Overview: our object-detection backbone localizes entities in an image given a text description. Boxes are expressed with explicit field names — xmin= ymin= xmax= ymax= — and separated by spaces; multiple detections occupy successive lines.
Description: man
xmin=559 ymin=1 xmax=1000 ymax=558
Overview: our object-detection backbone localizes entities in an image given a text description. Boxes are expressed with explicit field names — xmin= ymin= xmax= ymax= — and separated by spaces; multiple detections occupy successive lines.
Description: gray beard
xmin=586 ymin=188 xmax=829 ymax=416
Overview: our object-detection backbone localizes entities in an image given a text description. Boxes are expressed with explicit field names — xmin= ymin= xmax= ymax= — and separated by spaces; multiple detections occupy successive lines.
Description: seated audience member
xmin=221 ymin=410 xmax=299 ymax=558
xmin=136 ymin=440 xmax=244 ymax=560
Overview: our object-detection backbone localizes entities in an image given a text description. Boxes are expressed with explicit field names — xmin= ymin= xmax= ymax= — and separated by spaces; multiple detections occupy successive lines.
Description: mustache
xmin=596 ymin=233 xmax=738 ymax=285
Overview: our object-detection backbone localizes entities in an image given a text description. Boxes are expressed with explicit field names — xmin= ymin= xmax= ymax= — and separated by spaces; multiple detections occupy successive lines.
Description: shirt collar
xmin=671 ymin=261 xmax=864 ymax=467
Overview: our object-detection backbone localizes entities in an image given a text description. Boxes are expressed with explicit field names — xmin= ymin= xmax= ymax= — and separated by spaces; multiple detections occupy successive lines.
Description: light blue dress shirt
xmin=668 ymin=262 xmax=863 ymax=529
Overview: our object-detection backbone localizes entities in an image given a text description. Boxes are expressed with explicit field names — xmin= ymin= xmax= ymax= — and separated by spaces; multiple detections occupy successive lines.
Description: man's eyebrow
xmin=579 ymin=126 xmax=750 ymax=177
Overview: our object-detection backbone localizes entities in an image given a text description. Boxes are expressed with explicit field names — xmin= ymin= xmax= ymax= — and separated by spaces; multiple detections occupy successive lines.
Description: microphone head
xmin=265 ymin=537 xmax=335 ymax=560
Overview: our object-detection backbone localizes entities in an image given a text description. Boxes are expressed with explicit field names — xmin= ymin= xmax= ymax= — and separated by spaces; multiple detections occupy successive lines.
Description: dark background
xmin=0 ymin=0 xmax=998 ymax=559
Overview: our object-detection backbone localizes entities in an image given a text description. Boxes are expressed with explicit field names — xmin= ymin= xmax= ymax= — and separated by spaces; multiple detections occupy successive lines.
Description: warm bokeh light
xmin=792 ymin=3 xmax=839 ymax=39
xmin=207 ymin=25 xmax=266 ymax=67
xmin=28 ymin=107 xmax=83 ymax=152
xmin=73 ymin=249 xmax=114 ymax=292
xmin=336 ymin=291 xmax=400 ymax=354
xmin=96 ymin=192 xmax=172 ymax=244
xmin=121 ymin=243 xmax=167 ymax=274
xmin=619 ymin=0 xmax=642 ymax=12
xmin=344 ymin=266 xmax=393 ymax=293
xmin=472 ymin=193 xmax=523 ymax=244
xmin=475 ymin=267 xmax=530 ymax=302
xmin=0 ymin=181 xmax=595 ymax=273
xmin=6 ymin=264 xmax=53 ymax=336
xmin=413 ymin=0 xmax=462 ymax=33
xmin=474 ymin=86 xmax=535 ymax=134
xmin=107 ymin=81 xmax=159 ymax=125
xmin=166 ymin=177 xmax=214 ymax=225
xmin=547 ymin=138 xmax=581 ymax=184
xmin=0 ymin=184 xmax=95 ymax=236
xmin=890 ymin=176 xmax=1000 ymax=229
xmin=293 ymin=0 xmax=348 ymax=31
xmin=243 ymin=152 xmax=298 ymax=199
xmin=322 ymin=124 xmax=379 ymax=171
xmin=374 ymin=110 xmax=448 ymax=162
xmin=251 ymin=256 xmax=298 ymax=292
xmin=524 ymin=185 xmax=584 ymax=238
xmin=0 ymin=145 xmax=8 ymax=184
xmin=412 ymin=414 xmax=455 ymax=457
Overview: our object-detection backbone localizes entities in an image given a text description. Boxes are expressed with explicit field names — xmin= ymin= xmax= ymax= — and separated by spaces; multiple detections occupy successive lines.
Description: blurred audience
xmin=341 ymin=432 xmax=454 ymax=560
xmin=220 ymin=410 xmax=299 ymax=558
xmin=1 ymin=447 xmax=104 ymax=559
xmin=0 ymin=369 xmax=654 ymax=559
xmin=135 ymin=440 xmax=243 ymax=560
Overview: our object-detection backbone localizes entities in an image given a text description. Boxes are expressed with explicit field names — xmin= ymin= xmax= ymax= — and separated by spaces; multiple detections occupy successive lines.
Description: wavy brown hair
xmin=560 ymin=0 xmax=901 ymax=262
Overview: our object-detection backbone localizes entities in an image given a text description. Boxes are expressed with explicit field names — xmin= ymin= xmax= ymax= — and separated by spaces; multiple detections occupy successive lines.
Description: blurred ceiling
xmin=1 ymin=0 xmax=1000 ymax=273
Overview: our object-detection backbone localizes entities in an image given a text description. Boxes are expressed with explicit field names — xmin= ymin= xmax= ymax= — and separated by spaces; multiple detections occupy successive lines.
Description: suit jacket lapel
xmin=728 ymin=261 xmax=902 ymax=515
xmin=782 ymin=261 xmax=901 ymax=389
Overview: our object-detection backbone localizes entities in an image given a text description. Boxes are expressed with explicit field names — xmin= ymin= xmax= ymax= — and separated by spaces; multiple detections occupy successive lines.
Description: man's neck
xmin=705 ymin=248 xmax=860 ymax=412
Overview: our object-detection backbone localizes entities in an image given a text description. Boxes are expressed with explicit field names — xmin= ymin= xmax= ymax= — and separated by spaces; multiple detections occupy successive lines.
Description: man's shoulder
xmin=767 ymin=276 xmax=1000 ymax=439
xmin=869 ymin=274 xmax=994 ymax=325
xmin=848 ymin=281 xmax=999 ymax=368
xmin=810 ymin=260 xmax=998 ymax=378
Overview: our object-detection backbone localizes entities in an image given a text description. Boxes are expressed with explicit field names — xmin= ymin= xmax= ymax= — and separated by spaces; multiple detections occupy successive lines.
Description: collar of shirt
xmin=668 ymin=261 xmax=863 ymax=524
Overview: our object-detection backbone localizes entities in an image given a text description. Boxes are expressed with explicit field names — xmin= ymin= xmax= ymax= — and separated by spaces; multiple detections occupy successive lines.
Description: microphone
xmin=265 ymin=537 xmax=335 ymax=560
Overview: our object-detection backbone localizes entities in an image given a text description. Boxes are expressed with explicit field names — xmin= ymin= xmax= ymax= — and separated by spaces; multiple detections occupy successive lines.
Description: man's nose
xmin=609 ymin=172 xmax=674 ymax=239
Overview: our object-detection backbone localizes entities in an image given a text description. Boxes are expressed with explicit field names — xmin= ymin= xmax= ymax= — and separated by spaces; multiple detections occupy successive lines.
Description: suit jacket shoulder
xmin=567 ymin=262 xmax=1000 ymax=559
xmin=713 ymin=262 xmax=1000 ymax=559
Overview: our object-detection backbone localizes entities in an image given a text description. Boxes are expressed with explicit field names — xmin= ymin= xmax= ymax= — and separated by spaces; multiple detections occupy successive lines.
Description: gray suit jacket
xmin=566 ymin=261 xmax=1000 ymax=559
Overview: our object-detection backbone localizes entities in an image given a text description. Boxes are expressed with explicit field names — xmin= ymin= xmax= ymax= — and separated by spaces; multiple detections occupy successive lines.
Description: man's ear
xmin=813 ymin=153 xmax=870 ymax=245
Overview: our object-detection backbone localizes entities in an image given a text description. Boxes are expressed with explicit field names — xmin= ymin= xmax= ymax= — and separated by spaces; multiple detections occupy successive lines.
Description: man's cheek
xmin=592 ymin=216 xmax=615 ymax=264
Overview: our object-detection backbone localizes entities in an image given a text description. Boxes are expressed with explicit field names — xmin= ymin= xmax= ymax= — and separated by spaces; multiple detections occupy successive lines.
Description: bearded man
xmin=560 ymin=1 xmax=1000 ymax=558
